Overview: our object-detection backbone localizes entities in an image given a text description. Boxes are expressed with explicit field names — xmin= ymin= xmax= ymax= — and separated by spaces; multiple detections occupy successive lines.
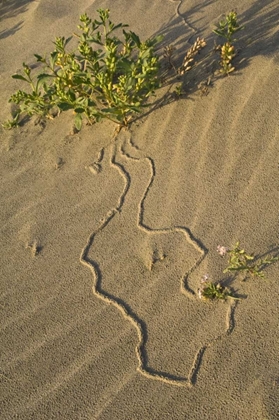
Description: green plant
xmin=213 ymin=11 xmax=243 ymax=75
xmin=198 ymin=275 xmax=239 ymax=301
xmin=218 ymin=243 xmax=279 ymax=279
xmin=3 ymin=9 xmax=162 ymax=131
xmin=198 ymin=242 xmax=278 ymax=302
xmin=1 ymin=113 xmax=20 ymax=130
xmin=174 ymin=83 xmax=184 ymax=97
xmin=213 ymin=11 xmax=243 ymax=43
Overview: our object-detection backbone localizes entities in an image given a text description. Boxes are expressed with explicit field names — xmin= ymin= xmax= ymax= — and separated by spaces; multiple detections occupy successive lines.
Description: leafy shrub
xmin=3 ymin=10 xmax=247 ymax=131
xmin=4 ymin=9 xmax=162 ymax=130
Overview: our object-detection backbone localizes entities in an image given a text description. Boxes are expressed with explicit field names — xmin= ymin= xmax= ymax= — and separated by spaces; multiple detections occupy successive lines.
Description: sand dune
xmin=1 ymin=0 xmax=279 ymax=419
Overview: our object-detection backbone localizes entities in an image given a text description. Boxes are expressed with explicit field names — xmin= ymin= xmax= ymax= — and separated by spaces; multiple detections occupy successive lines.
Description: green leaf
xmin=65 ymin=36 xmax=73 ymax=46
xmin=101 ymin=107 xmax=117 ymax=114
xmin=107 ymin=22 xmax=128 ymax=36
xmin=74 ymin=107 xmax=85 ymax=113
xmin=12 ymin=74 xmax=28 ymax=82
xmin=34 ymin=54 xmax=44 ymax=62
xmin=36 ymin=74 xmax=54 ymax=92
xmin=37 ymin=73 xmax=53 ymax=81
xmin=117 ymin=58 xmax=132 ymax=72
xmin=127 ymin=105 xmax=141 ymax=113
xmin=67 ymin=89 xmax=76 ymax=102
xmin=153 ymin=34 xmax=164 ymax=44
xmin=88 ymin=100 xmax=96 ymax=107
xmin=58 ymin=102 xmax=74 ymax=111
xmin=213 ymin=29 xmax=226 ymax=38
xmin=50 ymin=52 xmax=58 ymax=70
xmin=129 ymin=31 xmax=141 ymax=47
xmin=74 ymin=114 xmax=82 ymax=131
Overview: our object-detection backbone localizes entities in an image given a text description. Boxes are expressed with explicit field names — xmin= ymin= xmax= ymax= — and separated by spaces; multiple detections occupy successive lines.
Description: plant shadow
xmin=0 ymin=0 xmax=33 ymax=21
xmin=221 ymin=275 xmax=247 ymax=300
xmin=0 ymin=20 xmax=23 ymax=39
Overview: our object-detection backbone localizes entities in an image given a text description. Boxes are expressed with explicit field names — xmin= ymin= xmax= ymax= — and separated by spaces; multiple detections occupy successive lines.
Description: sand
xmin=1 ymin=1 xmax=279 ymax=419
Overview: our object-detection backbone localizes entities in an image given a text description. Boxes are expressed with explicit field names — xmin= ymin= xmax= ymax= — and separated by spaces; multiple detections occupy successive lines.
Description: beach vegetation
xmin=218 ymin=242 xmax=279 ymax=279
xmin=3 ymin=9 xmax=162 ymax=131
xmin=198 ymin=275 xmax=239 ymax=301
xmin=162 ymin=37 xmax=207 ymax=99
xmin=2 ymin=10 xmax=246 ymax=132
xmin=1 ymin=113 xmax=20 ymax=129
xmin=177 ymin=37 xmax=207 ymax=76
xmin=199 ymin=241 xmax=278 ymax=301
xmin=163 ymin=37 xmax=207 ymax=75
xmin=213 ymin=11 xmax=244 ymax=75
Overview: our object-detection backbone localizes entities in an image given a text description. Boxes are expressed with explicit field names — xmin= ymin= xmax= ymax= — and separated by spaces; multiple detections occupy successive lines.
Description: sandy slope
xmin=1 ymin=1 xmax=279 ymax=419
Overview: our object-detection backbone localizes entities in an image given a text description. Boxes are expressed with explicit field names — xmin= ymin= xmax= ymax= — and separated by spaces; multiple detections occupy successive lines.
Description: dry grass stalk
xmin=178 ymin=37 xmax=206 ymax=75
xmin=163 ymin=44 xmax=177 ymax=70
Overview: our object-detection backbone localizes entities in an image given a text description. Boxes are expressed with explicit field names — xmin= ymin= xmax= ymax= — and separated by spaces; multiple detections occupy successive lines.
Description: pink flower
xmin=201 ymin=274 xmax=209 ymax=283
xmin=217 ymin=245 xmax=229 ymax=256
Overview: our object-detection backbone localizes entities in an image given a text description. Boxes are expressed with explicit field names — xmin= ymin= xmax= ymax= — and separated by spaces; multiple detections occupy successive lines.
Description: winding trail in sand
xmin=80 ymin=132 xmax=237 ymax=387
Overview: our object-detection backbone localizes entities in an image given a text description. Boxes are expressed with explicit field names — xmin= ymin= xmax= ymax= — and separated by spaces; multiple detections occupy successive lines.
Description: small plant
xmin=213 ymin=11 xmax=243 ymax=43
xmin=3 ymin=9 xmax=162 ymax=131
xmin=174 ymin=83 xmax=185 ymax=97
xmin=198 ymin=76 xmax=212 ymax=96
xmin=198 ymin=275 xmax=239 ymax=301
xmin=163 ymin=44 xmax=176 ymax=71
xmin=178 ymin=37 xmax=206 ymax=75
xmin=1 ymin=113 xmax=20 ymax=130
xmin=162 ymin=38 xmax=206 ymax=98
xmin=218 ymin=242 xmax=279 ymax=279
xmin=198 ymin=241 xmax=278 ymax=302
xmin=218 ymin=42 xmax=236 ymax=75
xmin=213 ymin=11 xmax=243 ymax=75
xmin=163 ymin=38 xmax=206 ymax=76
